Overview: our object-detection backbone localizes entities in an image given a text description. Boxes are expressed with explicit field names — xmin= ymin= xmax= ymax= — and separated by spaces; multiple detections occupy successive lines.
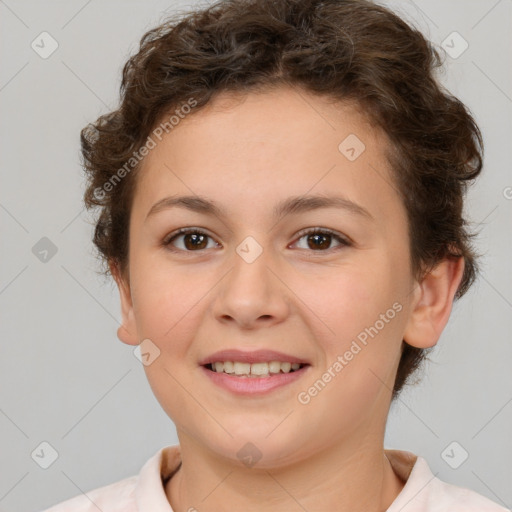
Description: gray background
xmin=0 ymin=0 xmax=511 ymax=510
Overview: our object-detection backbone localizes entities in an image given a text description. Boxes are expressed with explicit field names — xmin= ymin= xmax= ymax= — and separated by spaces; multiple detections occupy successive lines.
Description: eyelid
xmin=162 ymin=227 xmax=219 ymax=248
xmin=292 ymin=226 xmax=352 ymax=246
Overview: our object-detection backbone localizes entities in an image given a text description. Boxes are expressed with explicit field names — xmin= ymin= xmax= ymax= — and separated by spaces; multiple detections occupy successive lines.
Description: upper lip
xmin=199 ymin=349 xmax=310 ymax=366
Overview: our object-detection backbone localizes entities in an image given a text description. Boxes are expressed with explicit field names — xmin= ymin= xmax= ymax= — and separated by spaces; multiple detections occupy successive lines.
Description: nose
xmin=212 ymin=244 xmax=290 ymax=330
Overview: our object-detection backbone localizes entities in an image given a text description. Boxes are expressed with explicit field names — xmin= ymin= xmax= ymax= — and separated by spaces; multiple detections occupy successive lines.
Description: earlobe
xmin=110 ymin=260 xmax=139 ymax=346
xmin=403 ymin=256 xmax=465 ymax=349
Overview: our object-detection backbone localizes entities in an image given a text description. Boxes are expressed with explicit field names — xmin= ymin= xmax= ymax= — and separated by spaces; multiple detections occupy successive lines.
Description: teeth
xmin=251 ymin=362 xmax=269 ymax=376
xmin=222 ymin=361 xmax=233 ymax=374
xmin=234 ymin=362 xmax=251 ymax=375
xmin=268 ymin=361 xmax=281 ymax=373
xmin=210 ymin=360 xmax=304 ymax=377
xmin=281 ymin=362 xmax=292 ymax=373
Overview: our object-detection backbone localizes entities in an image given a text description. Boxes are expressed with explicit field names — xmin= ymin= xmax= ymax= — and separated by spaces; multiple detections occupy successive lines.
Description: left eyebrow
xmin=145 ymin=194 xmax=374 ymax=223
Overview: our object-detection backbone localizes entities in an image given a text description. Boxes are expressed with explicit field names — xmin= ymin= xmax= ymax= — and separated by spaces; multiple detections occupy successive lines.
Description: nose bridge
xmin=230 ymin=235 xmax=276 ymax=302
xmin=213 ymin=235 xmax=289 ymax=327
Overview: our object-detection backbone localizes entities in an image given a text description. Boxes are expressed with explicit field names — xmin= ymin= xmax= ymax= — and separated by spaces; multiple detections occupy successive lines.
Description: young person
xmin=44 ymin=0 xmax=508 ymax=510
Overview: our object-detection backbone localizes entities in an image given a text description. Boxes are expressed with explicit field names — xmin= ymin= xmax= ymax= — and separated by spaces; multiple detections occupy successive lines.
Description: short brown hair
xmin=81 ymin=0 xmax=484 ymax=399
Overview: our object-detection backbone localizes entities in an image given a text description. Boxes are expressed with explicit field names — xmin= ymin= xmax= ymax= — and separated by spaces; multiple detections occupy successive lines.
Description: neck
xmin=165 ymin=429 xmax=405 ymax=512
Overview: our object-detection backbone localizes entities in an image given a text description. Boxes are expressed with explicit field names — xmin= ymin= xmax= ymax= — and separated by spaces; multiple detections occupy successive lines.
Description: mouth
xmin=199 ymin=349 xmax=311 ymax=394
xmin=203 ymin=361 xmax=309 ymax=378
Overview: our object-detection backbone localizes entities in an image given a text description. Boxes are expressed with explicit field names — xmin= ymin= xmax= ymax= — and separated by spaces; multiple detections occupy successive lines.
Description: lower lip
xmin=201 ymin=365 xmax=310 ymax=395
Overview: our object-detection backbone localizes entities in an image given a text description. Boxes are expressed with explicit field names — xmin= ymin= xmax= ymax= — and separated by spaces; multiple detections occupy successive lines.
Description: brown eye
xmin=164 ymin=229 xmax=218 ymax=251
xmin=163 ymin=227 xmax=351 ymax=254
xmin=293 ymin=228 xmax=351 ymax=252
xmin=306 ymin=232 xmax=332 ymax=250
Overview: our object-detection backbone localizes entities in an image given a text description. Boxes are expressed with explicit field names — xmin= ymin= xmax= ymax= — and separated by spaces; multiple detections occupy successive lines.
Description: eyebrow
xmin=145 ymin=194 xmax=374 ymax=223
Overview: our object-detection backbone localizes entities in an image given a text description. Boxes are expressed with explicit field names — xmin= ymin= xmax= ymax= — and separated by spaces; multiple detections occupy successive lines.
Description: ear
xmin=403 ymin=256 xmax=465 ymax=349
xmin=110 ymin=260 xmax=139 ymax=346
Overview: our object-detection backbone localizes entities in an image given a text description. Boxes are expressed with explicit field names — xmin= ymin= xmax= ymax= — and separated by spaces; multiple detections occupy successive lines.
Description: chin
xmin=201 ymin=426 xmax=309 ymax=470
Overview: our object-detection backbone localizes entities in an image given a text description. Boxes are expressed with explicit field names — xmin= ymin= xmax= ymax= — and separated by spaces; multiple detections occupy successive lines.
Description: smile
xmin=201 ymin=362 xmax=310 ymax=395
xmin=205 ymin=361 xmax=305 ymax=377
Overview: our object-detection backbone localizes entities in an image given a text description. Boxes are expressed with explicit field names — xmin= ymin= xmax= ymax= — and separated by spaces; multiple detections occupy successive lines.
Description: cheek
xmin=303 ymin=263 xmax=393 ymax=346
xmin=131 ymin=261 xmax=206 ymax=342
xmin=132 ymin=268 xmax=206 ymax=421
xmin=299 ymin=279 xmax=404 ymax=438
xmin=304 ymin=260 xmax=405 ymax=402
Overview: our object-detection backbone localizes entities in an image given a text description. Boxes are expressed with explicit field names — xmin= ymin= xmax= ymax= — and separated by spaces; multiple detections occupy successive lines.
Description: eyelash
xmin=162 ymin=227 xmax=352 ymax=255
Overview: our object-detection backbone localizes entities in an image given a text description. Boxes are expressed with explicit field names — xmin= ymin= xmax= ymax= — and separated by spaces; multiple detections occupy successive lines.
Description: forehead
xmin=132 ymin=86 xmax=404 ymax=228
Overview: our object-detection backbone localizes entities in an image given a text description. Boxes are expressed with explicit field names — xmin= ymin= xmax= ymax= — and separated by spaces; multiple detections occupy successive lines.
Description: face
xmin=114 ymin=86 xmax=430 ymax=467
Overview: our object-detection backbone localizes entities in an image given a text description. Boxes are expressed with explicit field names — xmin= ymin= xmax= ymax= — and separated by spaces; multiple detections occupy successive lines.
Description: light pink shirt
xmin=42 ymin=445 xmax=509 ymax=511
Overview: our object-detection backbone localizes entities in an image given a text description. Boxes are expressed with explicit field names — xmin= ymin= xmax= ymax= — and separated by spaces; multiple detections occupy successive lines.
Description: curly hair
xmin=80 ymin=0 xmax=484 ymax=399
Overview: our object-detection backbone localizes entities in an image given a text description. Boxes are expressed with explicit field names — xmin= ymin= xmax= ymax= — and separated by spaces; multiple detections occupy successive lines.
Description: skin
xmin=111 ymin=85 xmax=464 ymax=512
